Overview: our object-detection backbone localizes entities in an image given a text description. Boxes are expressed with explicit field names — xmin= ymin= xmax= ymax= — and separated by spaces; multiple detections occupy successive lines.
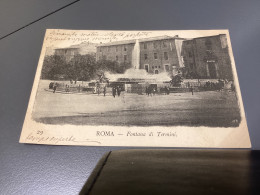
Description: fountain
xmin=132 ymin=39 xmax=140 ymax=69
xmin=104 ymin=39 xmax=171 ymax=93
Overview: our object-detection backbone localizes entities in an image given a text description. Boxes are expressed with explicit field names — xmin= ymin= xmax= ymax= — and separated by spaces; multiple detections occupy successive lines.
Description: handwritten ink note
xmin=45 ymin=30 xmax=153 ymax=44
xmin=25 ymin=133 xmax=101 ymax=145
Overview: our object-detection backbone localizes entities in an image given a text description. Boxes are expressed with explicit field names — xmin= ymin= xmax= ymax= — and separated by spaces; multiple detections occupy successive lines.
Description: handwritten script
xmin=45 ymin=30 xmax=153 ymax=43
xmin=25 ymin=133 xmax=101 ymax=144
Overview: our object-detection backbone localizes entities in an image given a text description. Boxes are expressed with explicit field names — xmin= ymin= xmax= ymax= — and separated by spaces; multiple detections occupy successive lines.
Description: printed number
xmin=37 ymin=131 xmax=43 ymax=135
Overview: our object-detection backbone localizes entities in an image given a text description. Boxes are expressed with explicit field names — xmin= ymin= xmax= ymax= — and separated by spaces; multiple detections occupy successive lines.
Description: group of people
xmin=96 ymin=85 xmax=122 ymax=97
xmin=112 ymin=86 xmax=122 ymax=98
xmin=49 ymin=82 xmax=58 ymax=93
xmin=162 ymin=86 xmax=170 ymax=95
xmin=145 ymin=86 xmax=156 ymax=96
xmin=203 ymin=79 xmax=225 ymax=91
xmin=96 ymin=86 xmax=108 ymax=96
xmin=146 ymin=86 xmax=171 ymax=96
xmin=65 ymin=84 xmax=70 ymax=93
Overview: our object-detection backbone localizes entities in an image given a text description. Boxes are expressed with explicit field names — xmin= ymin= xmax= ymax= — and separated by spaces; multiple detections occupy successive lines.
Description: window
xmin=144 ymin=54 xmax=148 ymax=60
xmin=162 ymin=41 xmax=167 ymax=48
xmin=153 ymin=42 xmax=157 ymax=49
xmin=205 ymin=39 xmax=212 ymax=50
xmin=116 ymin=56 xmax=118 ymax=61
xmin=152 ymin=66 xmax=154 ymax=69
xmin=144 ymin=43 xmax=147 ymax=49
xmin=124 ymin=45 xmax=127 ymax=51
xmin=154 ymin=53 xmax=158 ymax=60
xmin=164 ymin=52 xmax=168 ymax=60
xmin=124 ymin=55 xmax=127 ymax=61
xmin=155 ymin=70 xmax=159 ymax=74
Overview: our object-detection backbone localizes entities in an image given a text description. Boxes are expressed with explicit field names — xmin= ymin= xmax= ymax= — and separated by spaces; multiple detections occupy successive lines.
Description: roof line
xmin=97 ymin=35 xmax=185 ymax=47
xmin=185 ymin=34 xmax=226 ymax=41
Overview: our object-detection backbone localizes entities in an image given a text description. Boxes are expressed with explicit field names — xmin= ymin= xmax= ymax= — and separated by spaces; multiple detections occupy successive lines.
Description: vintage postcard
xmin=19 ymin=29 xmax=251 ymax=148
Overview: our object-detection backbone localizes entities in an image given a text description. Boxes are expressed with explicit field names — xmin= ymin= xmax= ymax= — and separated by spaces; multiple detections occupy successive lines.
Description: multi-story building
xmin=54 ymin=42 xmax=97 ymax=62
xmin=54 ymin=47 xmax=80 ymax=62
xmin=181 ymin=34 xmax=233 ymax=79
xmin=96 ymin=35 xmax=186 ymax=75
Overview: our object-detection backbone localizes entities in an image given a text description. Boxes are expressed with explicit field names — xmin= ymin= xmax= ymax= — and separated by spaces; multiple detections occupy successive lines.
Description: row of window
xmin=144 ymin=52 xmax=168 ymax=60
xmin=99 ymin=45 xmax=129 ymax=52
xmin=99 ymin=46 xmax=127 ymax=52
xmin=143 ymin=41 xmax=168 ymax=49
xmin=99 ymin=41 xmax=169 ymax=52
xmin=102 ymin=55 xmax=127 ymax=61
xmin=102 ymin=52 xmax=169 ymax=61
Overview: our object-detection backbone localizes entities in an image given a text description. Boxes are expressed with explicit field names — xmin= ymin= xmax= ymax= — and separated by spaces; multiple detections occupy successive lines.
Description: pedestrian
xmin=53 ymin=83 xmax=57 ymax=93
xmin=112 ymin=87 xmax=116 ymax=98
xmin=164 ymin=86 xmax=167 ymax=95
xmin=191 ymin=86 xmax=194 ymax=95
xmin=66 ymin=84 xmax=69 ymax=93
xmin=147 ymin=86 xmax=151 ymax=96
xmin=78 ymin=84 xmax=81 ymax=92
xmin=117 ymin=86 xmax=121 ymax=97
xmin=103 ymin=86 xmax=106 ymax=97
xmin=187 ymin=82 xmax=190 ymax=88
xmin=67 ymin=84 xmax=70 ymax=93
xmin=152 ymin=88 xmax=156 ymax=96
xmin=49 ymin=82 xmax=54 ymax=89
xmin=97 ymin=87 xmax=100 ymax=96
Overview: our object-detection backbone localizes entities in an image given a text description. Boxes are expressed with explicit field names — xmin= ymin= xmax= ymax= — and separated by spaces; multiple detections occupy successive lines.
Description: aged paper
xmin=19 ymin=29 xmax=251 ymax=148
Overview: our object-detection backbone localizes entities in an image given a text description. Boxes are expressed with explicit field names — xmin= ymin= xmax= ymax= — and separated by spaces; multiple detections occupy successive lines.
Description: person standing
xmin=167 ymin=86 xmax=170 ymax=95
xmin=117 ymin=86 xmax=121 ymax=97
xmin=164 ymin=86 xmax=167 ymax=95
xmin=103 ymin=86 xmax=106 ymax=97
xmin=78 ymin=84 xmax=81 ymax=93
xmin=97 ymin=87 xmax=100 ymax=96
xmin=53 ymin=83 xmax=57 ymax=93
xmin=112 ymin=87 xmax=116 ymax=98
xmin=152 ymin=88 xmax=156 ymax=96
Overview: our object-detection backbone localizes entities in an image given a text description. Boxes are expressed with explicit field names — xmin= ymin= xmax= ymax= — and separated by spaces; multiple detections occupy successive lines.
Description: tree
xmin=41 ymin=54 xmax=132 ymax=82
xmin=119 ymin=61 xmax=132 ymax=73
xmin=41 ymin=55 xmax=66 ymax=80
xmin=66 ymin=54 xmax=96 ymax=82
xmin=170 ymin=74 xmax=183 ymax=87
xmin=96 ymin=59 xmax=119 ymax=73
xmin=96 ymin=59 xmax=132 ymax=74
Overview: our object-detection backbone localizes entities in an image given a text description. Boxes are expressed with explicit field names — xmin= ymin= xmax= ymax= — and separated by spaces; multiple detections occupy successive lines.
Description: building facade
xmin=96 ymin=36 xmax=186 ymax=75
xmin=54 ymin=42 xmax=97 ymax=62
xmin=181 ymin=34 xmax=233 ymax=79
xmin=54 ymin=47 xmax=80 ymax=62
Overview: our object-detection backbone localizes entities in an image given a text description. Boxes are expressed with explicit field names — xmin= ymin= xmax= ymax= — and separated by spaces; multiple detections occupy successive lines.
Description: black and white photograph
xmin=20 ymin=29 xmax=251 ymax=147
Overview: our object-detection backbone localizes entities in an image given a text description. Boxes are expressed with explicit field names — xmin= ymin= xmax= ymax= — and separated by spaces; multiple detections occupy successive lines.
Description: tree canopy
xmin=41 ymin=54 xmax=130 ymax=81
